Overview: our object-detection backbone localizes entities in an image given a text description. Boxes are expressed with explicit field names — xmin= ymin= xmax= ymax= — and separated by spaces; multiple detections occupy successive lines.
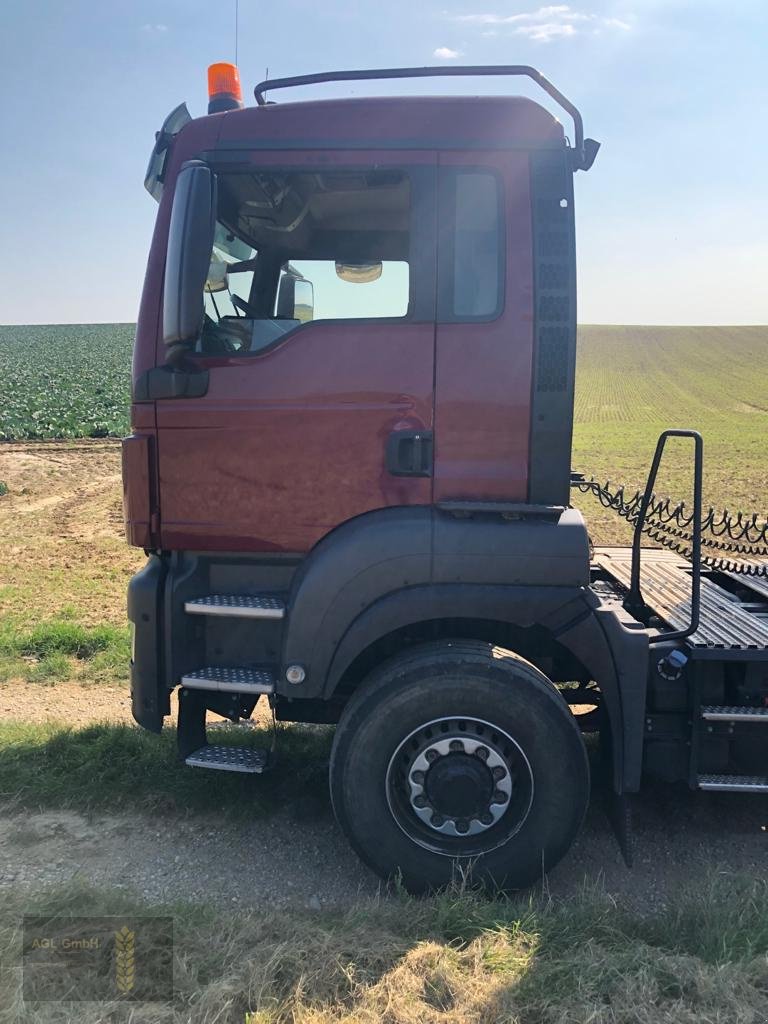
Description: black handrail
xmin=253 ymin=66 xmax=599 ymax=171
xmin=625 ymin=430 xmax=704 ymax=644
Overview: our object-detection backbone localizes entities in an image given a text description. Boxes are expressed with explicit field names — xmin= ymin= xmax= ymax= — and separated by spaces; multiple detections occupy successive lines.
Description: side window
xmin=285 ymin=260 xmax=409 ymax=320
xmin=200 ymin=224 xmax=255 ymax=353
xmin=199 ymin=169 xmax=413 ymax=355
xmin=440 ymin=170 xmax=503 ymax=321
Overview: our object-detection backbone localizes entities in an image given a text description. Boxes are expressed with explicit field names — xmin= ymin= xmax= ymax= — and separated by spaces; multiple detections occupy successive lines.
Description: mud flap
xmin=605 ymin=790 xmax=634 ymax=867
xmin=128 ymin=554 xmax=168 ymax=732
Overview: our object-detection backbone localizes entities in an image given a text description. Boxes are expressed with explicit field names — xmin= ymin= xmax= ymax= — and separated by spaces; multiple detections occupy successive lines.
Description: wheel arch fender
xmin=323 ymin=585 xmax=648 ymax=795
xmin=281 ymin=503 xmax=590 ymax=699
xmin=281 ymin=506 xmax=433 ymax=698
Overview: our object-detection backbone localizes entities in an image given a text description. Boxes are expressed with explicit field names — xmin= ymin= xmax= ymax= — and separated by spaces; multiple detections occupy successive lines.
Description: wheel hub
xmin=424 ymin=752 xmax=493 ymax=819
xmin=395 ymin=722 xmax=523 ymax=842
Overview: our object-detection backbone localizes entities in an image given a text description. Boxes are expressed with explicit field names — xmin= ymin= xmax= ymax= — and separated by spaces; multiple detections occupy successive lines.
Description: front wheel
xmin=330 ymin=641 xmax=590 ymax=893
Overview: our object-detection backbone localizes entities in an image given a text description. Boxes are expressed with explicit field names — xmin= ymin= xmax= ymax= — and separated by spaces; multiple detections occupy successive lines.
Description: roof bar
xmin=253 ymin=65 xmax=599 ymax=171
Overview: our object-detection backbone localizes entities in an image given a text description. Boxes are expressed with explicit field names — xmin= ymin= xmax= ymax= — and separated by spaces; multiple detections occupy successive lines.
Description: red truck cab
xmin=123 ymin=66 xmax=768 ymax=892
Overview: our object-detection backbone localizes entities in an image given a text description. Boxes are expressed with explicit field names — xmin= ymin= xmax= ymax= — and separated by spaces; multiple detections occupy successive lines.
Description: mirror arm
xmin=165 ymin=342 xmax=195 ymax=368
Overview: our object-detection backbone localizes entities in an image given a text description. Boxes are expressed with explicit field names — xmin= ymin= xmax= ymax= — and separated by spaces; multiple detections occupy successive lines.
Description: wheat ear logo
xmin=114 ymin=925 xmax=136 ymax=994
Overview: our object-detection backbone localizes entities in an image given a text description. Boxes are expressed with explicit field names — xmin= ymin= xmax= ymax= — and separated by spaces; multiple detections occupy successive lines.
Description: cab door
xmin=433 ymin=151 xmax=535 ymax=504
xmin=155 ymin=151 xmax=437 ymax=553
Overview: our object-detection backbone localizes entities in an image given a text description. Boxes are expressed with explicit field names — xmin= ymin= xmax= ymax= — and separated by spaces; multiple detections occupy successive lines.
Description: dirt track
xmin=0 ymin=671 xmax=765 ymax=914
xmin=0 ymin=733 xmax=765 ymax=912
xmin=0 ymin=440 xmax=142 ymax=627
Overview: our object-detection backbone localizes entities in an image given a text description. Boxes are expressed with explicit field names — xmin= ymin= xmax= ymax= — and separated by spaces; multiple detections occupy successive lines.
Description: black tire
xmin=330 ymin=640 xmax=589 ymax=893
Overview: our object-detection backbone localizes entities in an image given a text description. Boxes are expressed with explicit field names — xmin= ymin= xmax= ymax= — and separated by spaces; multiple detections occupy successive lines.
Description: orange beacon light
xmin=207 ymin=63 xmax=244 ymax=114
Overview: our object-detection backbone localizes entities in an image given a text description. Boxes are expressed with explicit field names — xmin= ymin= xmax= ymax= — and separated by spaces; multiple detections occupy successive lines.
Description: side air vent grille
xmin=536 ymin=327 xmax=570 ymax=392
xmin=528 ymin=150 xmax=577 ymax=506
xmin=538 ymin=295 xmax=570 ymax=323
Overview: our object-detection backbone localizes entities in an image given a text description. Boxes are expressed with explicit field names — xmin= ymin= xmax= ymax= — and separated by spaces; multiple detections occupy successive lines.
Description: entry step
xmin=181 ymin=666 xmax=275 ymax=694
xmin=701 ymin=705 xmax=768 ymax=722
xmin=185 ymin=595 xmax=285 ymax=620
xmin=185 ymin=745 xmax=269 ymax=773
xmin=697 ymin=773 xmax=768 ymax=792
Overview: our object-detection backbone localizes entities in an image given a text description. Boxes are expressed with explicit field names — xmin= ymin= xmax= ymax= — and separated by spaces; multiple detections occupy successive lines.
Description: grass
xmin=1 ymin=875 xmax=767 ymax=1022
xmin=0 ymin=719 xmax=332 ymax=817
xmin=571 ymin=325 xmax=768 ymax=543
xmin=0 ymin=619 xmax=130 ymax=686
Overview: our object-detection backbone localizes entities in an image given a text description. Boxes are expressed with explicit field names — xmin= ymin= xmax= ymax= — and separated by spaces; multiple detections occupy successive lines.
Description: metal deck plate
xmin=697 ymin=773 xmax=768 ymax=792
xmin=727 ymin=572 xmax=768 ymax=603
xmin=181 ymin=666 xmax=275 ymax=694
xmin=185 ymin=594 xmax=285 ymax=619
xmin=701 ymin=706 xmax=768 ymax=721
xmin=595 ymin=548 xmax=768 ymax=652
xmin=185 ymin=745 xmax=269 ymax=773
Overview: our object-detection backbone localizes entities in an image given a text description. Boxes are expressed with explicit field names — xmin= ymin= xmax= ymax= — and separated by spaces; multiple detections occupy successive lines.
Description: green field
xmin=1 ymin=322 xmax=765 ymax=515
xmin=573 ymin=325 xmax=767 ymax=513
xmin=0 ymin=323 xmax=133 ymax=440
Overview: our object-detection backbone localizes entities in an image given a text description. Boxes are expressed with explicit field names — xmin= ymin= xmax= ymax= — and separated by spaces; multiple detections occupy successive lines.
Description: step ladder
xmin=697 ymin=774 xmax=768 ymax=792
xmin=181 ymin=666 xmax=275 ymax=695
xmin=185 ymin=744 xmax=270 ymax=774
xmin=695 ymin=704 xmax=768 ymax=793
xmin=185 ymin=594 xmax=285 ymax=620
xmin=178 ymin=592 xmax=285 ymax=773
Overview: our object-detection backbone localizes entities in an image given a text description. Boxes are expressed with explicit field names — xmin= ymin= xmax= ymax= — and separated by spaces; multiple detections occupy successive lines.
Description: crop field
xmin=1 ymin=320 xmax=765 ymax=513
xmin=0 ymin=319 xmax=764 ymax=682
xmin=574 ymin=325 xmax=768 ymax=507
xmin=0 ymin=323 xmax=133 ymax=440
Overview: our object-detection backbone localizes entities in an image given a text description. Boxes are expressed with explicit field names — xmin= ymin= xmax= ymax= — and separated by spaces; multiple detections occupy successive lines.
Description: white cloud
xmin=433 ymin=46 xmax=462 ymax=59
xmin=454 ymin=5 xmax=631 ymax=42
xmin=516 ymin=21 xmax=577 ymax=40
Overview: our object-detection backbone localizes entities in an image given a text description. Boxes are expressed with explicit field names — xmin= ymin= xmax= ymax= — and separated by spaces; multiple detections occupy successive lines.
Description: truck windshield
xmin=199 ymin=169 xmax=411 ymax=355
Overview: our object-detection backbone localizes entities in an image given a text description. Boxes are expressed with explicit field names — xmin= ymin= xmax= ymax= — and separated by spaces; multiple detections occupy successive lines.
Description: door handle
xmin=386 ymin=429 xmax=433 ymax=477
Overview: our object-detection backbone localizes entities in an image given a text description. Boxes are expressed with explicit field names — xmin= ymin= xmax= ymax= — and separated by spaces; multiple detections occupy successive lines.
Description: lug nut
xmin=456 ymin=819 xmax=470 ymax=834
xmin=431 ymin=813 xmax=444 ymax=827
xmin=411 ymin=770 xmax=425 ymax=785
xmin=413 ymin=794 xmax=427 ymax=808
xmin=449 ymin=740 xmax=464 ymax=752
xmin=474 ymin=746 xmax=489 ymax=760
xmin=492 ymin=789 xmax=509 ymax=804
xmin=492 ymin=766 xmax=506 ymax=781
xmin=480 ymin=812 xmax=494 ymax=825
xmin=425 ymin=750 xmax=439 ymax=763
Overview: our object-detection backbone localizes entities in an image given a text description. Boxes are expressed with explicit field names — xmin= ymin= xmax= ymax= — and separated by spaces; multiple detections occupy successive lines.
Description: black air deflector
xmin=528 ymin=151 xmax=577 ymax=507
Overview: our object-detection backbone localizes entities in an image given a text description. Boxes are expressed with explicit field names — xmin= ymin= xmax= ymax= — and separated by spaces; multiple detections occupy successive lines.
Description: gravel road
xmin=1 ymin=768 xmax=765 ymax=913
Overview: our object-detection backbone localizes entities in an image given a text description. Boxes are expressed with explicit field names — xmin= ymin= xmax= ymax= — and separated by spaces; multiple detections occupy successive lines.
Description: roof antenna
xmin=234 ymin=0 xmax=239 ymax=65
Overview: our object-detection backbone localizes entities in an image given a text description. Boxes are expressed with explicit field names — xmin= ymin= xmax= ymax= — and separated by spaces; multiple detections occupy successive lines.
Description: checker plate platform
xmin=595 ymin=548 xmax=768 ymax=656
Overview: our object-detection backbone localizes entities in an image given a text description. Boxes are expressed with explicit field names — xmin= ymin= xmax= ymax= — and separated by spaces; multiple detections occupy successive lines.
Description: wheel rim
xmin=385 ymin=717 xmax=535 ymax=857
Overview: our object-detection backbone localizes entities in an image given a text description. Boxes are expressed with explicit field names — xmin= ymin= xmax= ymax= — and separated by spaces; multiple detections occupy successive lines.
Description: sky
xmin=1 ymin=0 xmax=766 ymax=326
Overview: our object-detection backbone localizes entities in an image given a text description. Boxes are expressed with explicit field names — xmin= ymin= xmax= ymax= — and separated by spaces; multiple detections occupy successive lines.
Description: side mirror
xmin=163 ymin=160 xmax=217 ymax=349
xmin=293 ymin=279 xmax=314 ymax=323
xmin=276 ymin=271 xmax=314 ymax=322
